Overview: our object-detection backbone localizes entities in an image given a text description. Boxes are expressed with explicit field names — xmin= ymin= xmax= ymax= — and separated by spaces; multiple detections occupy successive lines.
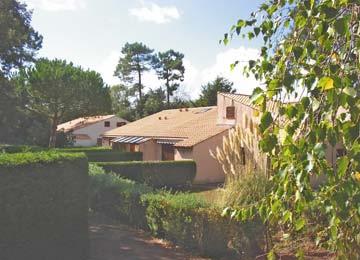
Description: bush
xmin=89 ymin=164 xmax=151 ymax=226
xmin=0 ymin=145 xmax=45 ymax=154
xmin=59 ymin=148 xmax=143 ymax=162
xmin=89 ymin=166 xmax=263 ymax=258
xmin=142 ymin=192 xmax=263 ymax=258
xmin=218 ymin=172 xmax=271 ymax=208
xmin=96 ymin=160 xmax=196 ymax=188
xmin=0 ymin=151 xmax=89 ymax=260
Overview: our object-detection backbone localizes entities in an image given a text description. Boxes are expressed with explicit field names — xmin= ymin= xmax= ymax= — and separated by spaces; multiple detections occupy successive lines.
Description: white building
xmin=57 ymin=115 xmax=128 ymax=147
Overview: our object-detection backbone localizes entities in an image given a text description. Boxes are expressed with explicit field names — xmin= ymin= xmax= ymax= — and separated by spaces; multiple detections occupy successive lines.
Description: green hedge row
xmin=96 ymin=160 xmax=196 ymax=188
xmin=0 ymin=145 xmax=45 ymax=154
xmin=0 ymin=152 xmax=89 ymax=260
xmin=89 ymin=164 xmax=263 ymax=258
xmin=60 ymin=149 xmax=143 ymax=162
xmin=1 ymin=146 xmax=143 ymax=163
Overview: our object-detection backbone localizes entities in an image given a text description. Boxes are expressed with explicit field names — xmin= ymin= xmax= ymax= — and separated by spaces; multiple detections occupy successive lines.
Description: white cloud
xmin=183 ymin=47 xmax=261 ymax=99
xmin=24 ymin=0 xmax=86 ymax=11
xmin=95 ymin=50 xmax=121 ymax=86
xmin=129 ymin=2 xmax=180 ymax=24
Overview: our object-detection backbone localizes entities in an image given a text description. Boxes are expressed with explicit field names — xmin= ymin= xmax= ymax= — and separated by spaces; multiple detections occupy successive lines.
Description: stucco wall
xmin=217 ymin=93 xmax=268 ymax=173
xmin=183 ymin=130 xmax=228 ymax=184
xmin=74 ymin=116 xmax=127 ymax=147
xmin=139 ymin=140 xmax=162 ymax=161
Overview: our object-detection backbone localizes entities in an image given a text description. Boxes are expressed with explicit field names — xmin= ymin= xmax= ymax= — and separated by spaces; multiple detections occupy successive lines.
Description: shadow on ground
xmin=89 ymin=214 xmax=209 ymax=260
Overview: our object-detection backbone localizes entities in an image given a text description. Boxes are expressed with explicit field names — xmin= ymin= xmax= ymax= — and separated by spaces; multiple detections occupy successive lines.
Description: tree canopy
xmin=153 ymin=50 xmax=185 ymax=107
xmin=222 ymin=0 xmax=360 ymax=257
xmin=0 ymin=0 xmax=43 ymax=145
xmin=114 ymin=42 xmax=155 ymax=116
xmin=0 ymin=0 xmax=42 ymax=77
xmin=17 ymin=58 xmax=112 ymax=147
xmin=195 ymin=76 xmax=235 ymax=106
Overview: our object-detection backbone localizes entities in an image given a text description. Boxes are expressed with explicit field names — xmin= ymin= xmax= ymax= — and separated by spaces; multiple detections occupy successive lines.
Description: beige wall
xmin=176 ymin=130 xmax=228 ymax=184
xmin=217 ymin=93 xmax=268 ymax=173
xmin=139 ymin=140 xmax=162 ymax=161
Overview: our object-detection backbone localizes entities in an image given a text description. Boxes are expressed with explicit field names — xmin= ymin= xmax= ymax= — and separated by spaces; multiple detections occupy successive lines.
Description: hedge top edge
xmin=0 ymin=151 xmax=87 ymax=167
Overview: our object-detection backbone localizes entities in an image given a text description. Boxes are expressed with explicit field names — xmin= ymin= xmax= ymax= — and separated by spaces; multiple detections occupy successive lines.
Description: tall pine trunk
xmin=48 ymin=113 xmax=58 ymax=148
xmin=166 ymin=77 xmax=170 ymax=107
xmin=137 ymin=69 xmax=143 ymax=116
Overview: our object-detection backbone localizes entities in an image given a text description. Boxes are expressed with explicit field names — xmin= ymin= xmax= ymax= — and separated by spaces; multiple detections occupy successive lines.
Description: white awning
xmin=112 ymin=136 xmax=150 ymax=144
xmin=156 ymin=139 xmax=182 ymax=145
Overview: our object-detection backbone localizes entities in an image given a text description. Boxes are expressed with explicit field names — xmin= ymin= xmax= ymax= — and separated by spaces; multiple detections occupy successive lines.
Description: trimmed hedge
xmin=143 ymin=193 xmax=264 ymax=258
xmin=0 ymin=145 xmax=45 ymax=154
xmin=96 ymin=160 xmax=196 ymax=188
xmin=59 ymin=148 xmax=143 ymax=162
xmin=89 ymin=164 xmax=151 ymax=226
xmin=0 ymin=152 xmax=89 ymax=260
xmin=89 ymin=165 xmax=263 ymax=258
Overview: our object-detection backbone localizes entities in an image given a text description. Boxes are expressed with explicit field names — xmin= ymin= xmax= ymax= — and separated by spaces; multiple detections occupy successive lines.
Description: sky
xmin=23 ymin=0 xmax=263 ymax=99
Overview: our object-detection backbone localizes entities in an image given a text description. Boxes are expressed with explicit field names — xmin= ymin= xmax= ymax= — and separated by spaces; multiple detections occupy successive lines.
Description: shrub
xmin=142 ymin=192 xmax=263 ymax=258
xmin=89 ymin=166 xmax=264 ymax=259
xmin=218 ymin=172 xmax=271 ymax=208
xmin=96 ymin=160 xmax=196 ymax=188
xmin=0 ymin=151 xmax=89 ymax=260
xmin=0 ymin=145 xmax=45 ymax=154
xmin=89 ymin=164 xmax=151 ymax=226
xmin=59 ymin=148 xmax=143 ymax=162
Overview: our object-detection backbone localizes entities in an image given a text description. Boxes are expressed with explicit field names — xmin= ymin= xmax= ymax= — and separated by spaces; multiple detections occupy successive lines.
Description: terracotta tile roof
xmin=219 ymin=92 xmax=280 ymax=113
xmin=57 ymin=115 xmax=116 ymax=132
xmin=102 ymin=107 xmax=231 ymax=148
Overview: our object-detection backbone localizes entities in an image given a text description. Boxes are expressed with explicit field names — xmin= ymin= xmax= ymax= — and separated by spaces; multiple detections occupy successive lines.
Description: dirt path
xmin=89 ymin=215 xmax=210 ymax=260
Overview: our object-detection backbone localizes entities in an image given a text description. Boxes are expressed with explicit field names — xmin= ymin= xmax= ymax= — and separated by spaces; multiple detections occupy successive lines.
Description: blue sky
xmin=24 ymin=0 xmax=263 ymax=98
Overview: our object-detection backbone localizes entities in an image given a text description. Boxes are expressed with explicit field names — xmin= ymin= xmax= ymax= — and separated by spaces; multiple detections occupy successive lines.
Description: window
xmin=129 ymin=144 xmax=139 ymax=152
xmin=162 ymin=144 xmax=174 ymax=161
xmin=104 ymin=121 xmax=110 ymax=127
xmin=117 ymin=122 xmax=126 ymax=127
xmin=226 ymin=106 xmax=235 ymax=119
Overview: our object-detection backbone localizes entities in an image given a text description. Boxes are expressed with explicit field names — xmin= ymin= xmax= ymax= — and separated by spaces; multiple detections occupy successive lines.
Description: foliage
xmin=0 ymin=151 xmax=85 ymax=166
xmin=0 ymin=0 xmax=42 ymax=77
xmin=96 ymin=160 xmax=196 ymax=188
xmin=153 ymin=50 xmax=185 ymax=106
xmin=0 ymin=0 xmax=44 ymax=146
xmin=78 ymin=150 xmax=142 ymax=162
xmin=89 ymin=166 xmax=264 ymax=258
xmin=110 ymin=84 xmax=135 ymax=121
xmin=143 ymin=87 xmax=167 ymax=116
xmin=0 ymin=151 xmax=88 ymax=260
xmin=219 ymin=173 xmax=270 ymax=209
xmin=16 ymin=58 xmax=112 ymax=147
xmin=211 ymin=126 xmax=249 ymax=183
xmin=89 ymin=163 xmax=151 ymax=225
xmin=223 ymin=0 xmax=360 ymax=257
xmin=114 ymin=42 xmax=155 ymax=116
xmin=0 ymin=144 xmax=46 ymax=154
xmin=196 ymin=76 xmax=236 ymax=106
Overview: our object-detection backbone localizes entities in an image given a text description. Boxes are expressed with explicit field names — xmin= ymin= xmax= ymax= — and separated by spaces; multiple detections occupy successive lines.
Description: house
xmin=57 ymin=115 xmax=128 ymax=147
xmin=101 ymin=92 xmax=344 ymax=184
xmin=217 ymin=92 xmax=345 ymax=175
xmin=216 ymin=92 xmax=278 ymax=174
xmin=101 ymin=107 xmax=231 ymax=184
